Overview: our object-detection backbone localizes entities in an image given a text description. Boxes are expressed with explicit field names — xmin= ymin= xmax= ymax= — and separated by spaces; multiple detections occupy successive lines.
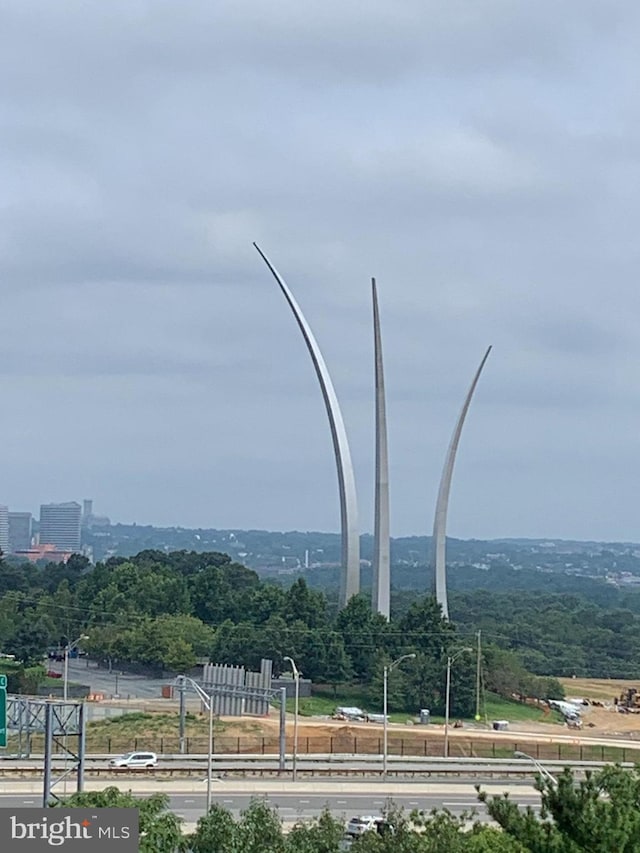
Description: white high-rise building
xmin=0 ymin=505 xmax=9 ymax=556
xmin=39 ymin=502 xmax=82 ymax=552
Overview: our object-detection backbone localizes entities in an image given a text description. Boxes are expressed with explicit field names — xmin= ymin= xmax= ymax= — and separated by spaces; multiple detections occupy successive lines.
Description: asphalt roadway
xmin=0 ymin=783 xmax=541 ymax=827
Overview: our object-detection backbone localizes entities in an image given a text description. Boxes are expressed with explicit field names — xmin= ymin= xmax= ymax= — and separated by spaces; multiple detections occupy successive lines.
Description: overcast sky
xmin=3 ymin=1 xmax=640 ymax=541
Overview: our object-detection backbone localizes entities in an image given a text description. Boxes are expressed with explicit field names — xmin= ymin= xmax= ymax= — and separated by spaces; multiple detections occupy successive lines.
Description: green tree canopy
xmin=479 ymin=765 xmax=640 ymax=853
xmin=56 ymin=788 xmax=183 ymax=853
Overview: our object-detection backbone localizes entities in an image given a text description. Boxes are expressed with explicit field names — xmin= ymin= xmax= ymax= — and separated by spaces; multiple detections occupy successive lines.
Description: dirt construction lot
xmin=559 ymin=677 xmax=638 ymax=702
xmin=98 ymin=678 xmax=640 ymax=750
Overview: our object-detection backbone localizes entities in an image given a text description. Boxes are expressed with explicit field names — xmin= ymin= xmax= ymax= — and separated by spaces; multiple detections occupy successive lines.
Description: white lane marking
xmin=298 ymin=799 xmax=310 ymax=804
xmin=336 ymin=800 xmax=347 ymax=804
xmin=442 ymin=802 xmax=481 ymax=807
xmin=184 ymin=799 xmax=195 ymax=803
xmin=22 ymin=800 xmax=35 ymax=804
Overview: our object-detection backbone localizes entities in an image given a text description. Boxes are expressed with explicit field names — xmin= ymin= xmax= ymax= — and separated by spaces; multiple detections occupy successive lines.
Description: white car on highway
xmin=108 ymin=751 xmax=158 ymax=769
xmin=340 ymin=815 xmax=394 ymax=847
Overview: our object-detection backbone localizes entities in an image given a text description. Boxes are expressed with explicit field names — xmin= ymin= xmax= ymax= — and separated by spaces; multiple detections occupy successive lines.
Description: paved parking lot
xmin=49 ymin=658 xmax=169 ymax=700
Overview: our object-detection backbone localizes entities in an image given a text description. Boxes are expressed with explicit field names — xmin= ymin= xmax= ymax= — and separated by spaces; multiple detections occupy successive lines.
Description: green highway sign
xmin=0 ymin=675 xmax=6 ymax=688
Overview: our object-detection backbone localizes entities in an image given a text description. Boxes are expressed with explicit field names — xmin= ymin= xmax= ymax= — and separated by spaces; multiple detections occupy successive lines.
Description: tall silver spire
xmin=372 ymin=278 xmax=390 ymax=619
xmin=432 ymin=346 xmax=492 ymax=619
xmin=254 ymin=244 xmax=360 ymax=607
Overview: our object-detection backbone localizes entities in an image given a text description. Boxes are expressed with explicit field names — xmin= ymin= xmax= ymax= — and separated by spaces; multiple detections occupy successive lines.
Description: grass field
xmin=283 ymin=684 xmax=564 ymax=726
xmin=86 ymin=711 xmax=225 ymax=737
xmin=284 ymin=684 xmax=413 ymax=723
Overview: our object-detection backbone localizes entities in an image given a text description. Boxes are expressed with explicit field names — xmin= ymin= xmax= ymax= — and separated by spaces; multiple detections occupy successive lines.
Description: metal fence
xmin=15 ymin=734 xmax=640 ymax=763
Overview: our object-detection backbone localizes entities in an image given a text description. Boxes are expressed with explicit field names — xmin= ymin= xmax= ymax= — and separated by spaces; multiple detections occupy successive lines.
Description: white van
xmin=109 ymin=751 xmax=157 ymax=768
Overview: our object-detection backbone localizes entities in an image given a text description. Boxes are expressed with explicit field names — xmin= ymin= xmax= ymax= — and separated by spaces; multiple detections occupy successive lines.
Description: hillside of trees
xmin=5 ymin=544 xmax=640 ymax=704
xmin=79 ymin=523 xmax=640 ymax=580
xmin=0 ymin=549 xmax=569 ymax=715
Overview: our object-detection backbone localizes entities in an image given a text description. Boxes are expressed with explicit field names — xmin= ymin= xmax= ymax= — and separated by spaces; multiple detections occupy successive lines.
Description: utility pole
xmin=475 ymin=630 xmax=482 ymax=722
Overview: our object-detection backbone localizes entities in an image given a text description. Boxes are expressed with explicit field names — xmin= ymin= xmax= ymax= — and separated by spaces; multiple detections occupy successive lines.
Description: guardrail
xmin=0 ymin=758 xmax=633 ymax=780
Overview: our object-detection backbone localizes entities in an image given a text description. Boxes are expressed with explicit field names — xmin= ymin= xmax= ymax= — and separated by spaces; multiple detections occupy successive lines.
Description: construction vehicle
xmin=616 ymin=688 xmax=640 ymax=713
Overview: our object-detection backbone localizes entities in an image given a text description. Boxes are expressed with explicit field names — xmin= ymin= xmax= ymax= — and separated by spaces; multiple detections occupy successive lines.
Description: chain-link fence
xmin=13 ymin=733 xmax=640 ymax=763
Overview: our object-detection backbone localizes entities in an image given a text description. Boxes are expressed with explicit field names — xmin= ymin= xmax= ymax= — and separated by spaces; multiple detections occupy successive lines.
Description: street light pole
xmin=63 ymin=650 xmax=69 ymax=702
xmin=63 ymin=635 xmax=89 ymax=702
xmin=177 ymin=676 xmax=215 ymax=812
xmin=514 ymin=750 xmax=558 ymax=786
xmin=444 ymin=647 xmax=472 ymax=758
xmin=444 ymin=656 xmax=451 ymax=758
xmin=284 ymin=656 xmax=299 ymax=781
xmin=383 ymin=653 xmax=416 ymax=780
xmin=207 ymin=693 xmax=213 ymax=808
xmin=383 ymin=665 xmax=388 ymax=780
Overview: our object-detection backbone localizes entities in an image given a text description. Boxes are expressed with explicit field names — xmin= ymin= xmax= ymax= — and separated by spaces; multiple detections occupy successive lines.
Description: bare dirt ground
xmin=101 ymin=677 xmax=640 ymax=746
xmin=559 ymin=677 xmax=637 ymax=702
xmin=222 ymin=712 xmax=640 ymax=747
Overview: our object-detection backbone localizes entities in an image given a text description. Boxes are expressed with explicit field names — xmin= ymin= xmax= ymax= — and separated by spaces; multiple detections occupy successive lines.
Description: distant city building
xmin=0 ymin=506 xmax=8 ymax=556
xmin=80 ymin=498 xmax=110 ymax=532
xmin=15 ymin=544 xmax=73 ymax=565
xmin=8 ymin=512 xmax=32 ymax=553
xmin=39 ymin=501 xmax=81 ymax=551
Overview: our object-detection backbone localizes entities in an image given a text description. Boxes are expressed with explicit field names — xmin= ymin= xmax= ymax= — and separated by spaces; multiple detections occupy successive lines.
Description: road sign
xmin=0 ymin=676 xmax=6 ymax=748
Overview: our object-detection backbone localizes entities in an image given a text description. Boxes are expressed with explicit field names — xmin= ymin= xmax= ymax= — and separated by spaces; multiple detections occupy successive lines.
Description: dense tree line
xmin=0 ymin=549 xmax=567 ymax=714
xmin=302 ymin=562 xmax=640 ymax=681
xmin=450 ymin=588 xmax=640 ymax=680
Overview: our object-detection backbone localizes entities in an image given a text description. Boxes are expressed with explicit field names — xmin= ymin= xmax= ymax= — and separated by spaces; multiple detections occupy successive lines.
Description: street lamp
xmin=444 ymin=647 xmax=472 ymax=758
xmin=514 ymin=750 xmax=558 ymax=786
xmin=283 ymin=656 xmax=300 ymax=781
xmin=63 ymin=635 xmax=89 ymax=702
xmin=383 ymin=653 xmax=416 ymax=780
xmin=178 ymin=676 xmax=216 ymax=812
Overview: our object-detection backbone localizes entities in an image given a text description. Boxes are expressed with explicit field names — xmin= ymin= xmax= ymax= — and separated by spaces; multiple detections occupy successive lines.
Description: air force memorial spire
xmin=254 ymin=243 xmax=490 ymax=618
xmin=372 ymin=278 xmax=390 ymax=619
xmin=432 ymin=346 xmax=492 ymax=619
xmin=253 ymin=244 xmax=361 ymax=608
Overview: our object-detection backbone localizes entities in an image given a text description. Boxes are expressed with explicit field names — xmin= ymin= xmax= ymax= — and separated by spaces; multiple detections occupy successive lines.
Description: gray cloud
xmin=2 ymin=1 xmax=640 ymax=541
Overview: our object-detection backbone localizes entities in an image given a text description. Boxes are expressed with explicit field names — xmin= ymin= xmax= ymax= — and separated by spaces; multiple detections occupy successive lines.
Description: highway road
xmin=0 ymin=756 xmax=623 ymax=780
xmin=0 ymin=788 xmax=541 ymax=826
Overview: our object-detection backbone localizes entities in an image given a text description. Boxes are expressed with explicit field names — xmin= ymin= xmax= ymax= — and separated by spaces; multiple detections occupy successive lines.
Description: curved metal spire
xmin=372 ymin=278 xmax=390 ymax=619
xmin=253 ymin=243 xmax=360 ymax=607
xmin=432 ymin=346 xmax=492 ymax=619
